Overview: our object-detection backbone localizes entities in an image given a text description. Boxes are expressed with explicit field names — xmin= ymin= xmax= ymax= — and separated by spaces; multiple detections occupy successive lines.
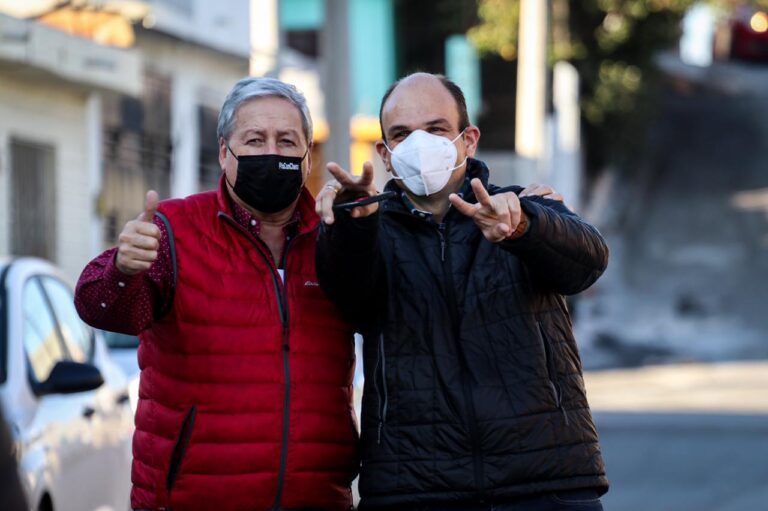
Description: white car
xmin=101 ymin=332 xmax=139 ymax=380
xmin=0 ymin=257 xmax=134 ymax=511
xmin=100 ymin=331 xmax=140 ymax=416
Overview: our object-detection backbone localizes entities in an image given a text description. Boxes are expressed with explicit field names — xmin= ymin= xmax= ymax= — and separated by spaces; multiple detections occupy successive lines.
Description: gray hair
xmin=217 ymin=77 xmax=313 ymax=144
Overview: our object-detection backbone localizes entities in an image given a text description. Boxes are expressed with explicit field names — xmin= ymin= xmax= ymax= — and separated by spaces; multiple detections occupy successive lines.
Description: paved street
xmin=586 ymin=362 xmax=768 ymax=511
xmin=571 ymin=56 xmax=768 ymax=509
xmin=597 ymin=412 xmax=768 ymax=511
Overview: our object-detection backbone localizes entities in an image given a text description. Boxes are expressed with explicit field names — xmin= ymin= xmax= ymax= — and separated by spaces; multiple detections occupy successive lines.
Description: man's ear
xmin=463 ymin=126 xmax=481 ymax=158
xmin=218 ymin=138 xmax=229 ymax=170
xmin=375 ymin=140 xmax=392 ymax=174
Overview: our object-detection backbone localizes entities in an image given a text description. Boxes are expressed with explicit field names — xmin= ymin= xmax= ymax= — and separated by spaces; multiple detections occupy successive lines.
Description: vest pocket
xmin=166 ymin=406 xmax=197 ymax=495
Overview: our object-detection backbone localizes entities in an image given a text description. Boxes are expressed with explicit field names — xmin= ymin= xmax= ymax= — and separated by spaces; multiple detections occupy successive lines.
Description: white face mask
xmin=385 ymin=129 xmax=467 ymax=196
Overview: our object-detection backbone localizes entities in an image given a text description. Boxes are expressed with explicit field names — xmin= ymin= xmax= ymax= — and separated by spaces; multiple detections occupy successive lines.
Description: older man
xmin=76 ymin=78 xmax=358 ymax=511
xmin=316 ymin=73 xmax=610 ymax=511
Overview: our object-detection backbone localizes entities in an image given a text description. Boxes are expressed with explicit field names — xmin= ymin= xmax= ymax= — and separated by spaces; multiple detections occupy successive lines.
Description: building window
xmin=281 ymin=0 xmax=324 ymax=58
xmin=101 ymin=70 xmax=172 ymax=246
xmin=286 ymin=30 xmax=320 ymax=58
xmin=153 ymin=0 xmax=194 ymax=17
xmin=10 ymin=138 xmax=56 ymax=261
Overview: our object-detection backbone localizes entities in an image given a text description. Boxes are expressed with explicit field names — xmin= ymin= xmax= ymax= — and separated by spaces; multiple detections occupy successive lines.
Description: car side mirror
xmin=35 ymin=361 xmax=104 ymax=396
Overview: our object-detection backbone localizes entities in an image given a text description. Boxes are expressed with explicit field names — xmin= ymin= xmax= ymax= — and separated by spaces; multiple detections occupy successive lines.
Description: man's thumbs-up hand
xmin=116 ymin=190 xmax=163 ymax=276
xmin=138 ymin=190 xmax=159 ymax=223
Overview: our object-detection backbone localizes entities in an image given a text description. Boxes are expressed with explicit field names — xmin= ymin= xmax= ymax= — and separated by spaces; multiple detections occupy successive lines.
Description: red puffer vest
xmin=130 ymin=179 xmax=358 ymax=511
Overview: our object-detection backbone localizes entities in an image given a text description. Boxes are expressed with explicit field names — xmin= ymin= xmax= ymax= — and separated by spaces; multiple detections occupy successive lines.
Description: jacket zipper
xmin=437 ymin=223 xmax=486 ymax=501
xmin=375 ymin=333 xmax=388 ymax=444
xmin=274 ymin=236 xmax=294 ymax=510
xmin=537 ymin=321 xmax=569 ymax=425
xmin=218 ymin=213 xmax=303 ymax=510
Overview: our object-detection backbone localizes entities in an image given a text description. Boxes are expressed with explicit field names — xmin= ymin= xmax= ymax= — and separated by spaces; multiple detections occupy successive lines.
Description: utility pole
xmin=250 ymin=0 xmax=280 ymax=77
xmin=551 ymin=0 xmax=582 ymax=211
xmin=552 ymin=61 xmax=581 ymax=212
xmin=515 ymin=0 xmax=549 ymax=164
xmin=86 ymin=92 xmax=104 ymax=254
xmin=321 ymin=0 xmax=351 ymax=171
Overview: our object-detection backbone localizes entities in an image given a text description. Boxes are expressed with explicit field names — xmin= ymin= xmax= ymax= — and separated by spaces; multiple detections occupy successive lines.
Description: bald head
xmin=378 ymin=73 xmax=470 ymax=142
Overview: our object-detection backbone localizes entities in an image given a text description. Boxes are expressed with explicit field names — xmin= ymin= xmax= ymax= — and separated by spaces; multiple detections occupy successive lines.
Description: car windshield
xmin=102 ymin=331 xmax=140 ymax=349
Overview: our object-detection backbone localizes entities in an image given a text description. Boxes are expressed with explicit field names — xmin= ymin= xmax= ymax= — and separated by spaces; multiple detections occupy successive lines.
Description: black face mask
xmin=225 ymin=144 xmax=307 ymax=213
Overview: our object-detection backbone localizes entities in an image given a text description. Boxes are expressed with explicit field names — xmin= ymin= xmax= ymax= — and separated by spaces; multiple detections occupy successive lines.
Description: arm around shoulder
xmin=316 ymin=211 xmax=384 ymax=331
xmin=500 ymin=196 xmax=609 ymax=295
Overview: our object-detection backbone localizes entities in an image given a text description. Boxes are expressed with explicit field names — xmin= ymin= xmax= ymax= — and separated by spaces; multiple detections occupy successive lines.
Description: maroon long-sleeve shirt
xmin=75 ymin=197 xmax=299 ymax=335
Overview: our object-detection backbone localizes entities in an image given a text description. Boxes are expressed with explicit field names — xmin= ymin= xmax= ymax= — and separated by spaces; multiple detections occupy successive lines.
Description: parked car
xmin=100 ymin=331 xmax=139 ymax=379
xmin=100 ymin=330 xmax=140 ymax=415
xmin=714 ymin=5 xmax=768 ymax=62
xmin=0 ymin=257 xmax=133 ymax=511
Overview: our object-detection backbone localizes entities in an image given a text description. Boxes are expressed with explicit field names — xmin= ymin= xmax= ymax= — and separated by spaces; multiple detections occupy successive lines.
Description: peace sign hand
xmin=316 ymin=161 xmax=377 ymax=224
xmin=449 ymin=178 xmax=525 ymax=242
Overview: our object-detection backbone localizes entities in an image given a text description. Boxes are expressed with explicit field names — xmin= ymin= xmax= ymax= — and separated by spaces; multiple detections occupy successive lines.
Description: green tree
xmin=469 ymin=0 xmax=768 ymax=176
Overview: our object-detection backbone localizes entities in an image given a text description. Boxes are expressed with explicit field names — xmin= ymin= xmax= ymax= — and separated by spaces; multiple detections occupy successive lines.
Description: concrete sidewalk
xmin=584 ymin=360 xmax=768 ymax=415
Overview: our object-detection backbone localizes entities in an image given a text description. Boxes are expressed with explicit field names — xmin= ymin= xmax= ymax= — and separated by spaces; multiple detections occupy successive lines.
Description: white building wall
xmin=0 ymin=75 xmax=93 ymax=280
xmin=86 ymin=92 xmax=104 ymax=260
xmin=135 ymin=31 xmax=249 ymax=198
xmin=136 ymin=32 xmax=249 ymax=113
xmin=0 ymin=19 xmax=249 ymax=278
xmin=0 ymin=98 xmax=7 ymax=259
xmin=144 ymin=0 xmax=250 ymax=59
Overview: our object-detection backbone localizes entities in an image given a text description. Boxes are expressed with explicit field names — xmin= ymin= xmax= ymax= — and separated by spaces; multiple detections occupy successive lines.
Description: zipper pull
xmin=438 ymin=224 xmax=447 ymax=262
xmin=554 ymin=381 xmax=569 ymax=425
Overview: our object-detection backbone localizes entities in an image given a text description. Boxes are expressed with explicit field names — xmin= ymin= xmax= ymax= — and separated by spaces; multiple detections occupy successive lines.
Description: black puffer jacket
xmin=317 ymin=159 xmax=609 ymax=509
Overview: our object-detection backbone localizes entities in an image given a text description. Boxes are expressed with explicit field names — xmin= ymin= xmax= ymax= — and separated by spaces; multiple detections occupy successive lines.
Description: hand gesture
xmin=316 ymin=161 xmax=378 ymax=224
xmin=115 ymin=190 xmax=162 ymax=275
xmin=449 ymin=178 xmax=524 ymax=242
